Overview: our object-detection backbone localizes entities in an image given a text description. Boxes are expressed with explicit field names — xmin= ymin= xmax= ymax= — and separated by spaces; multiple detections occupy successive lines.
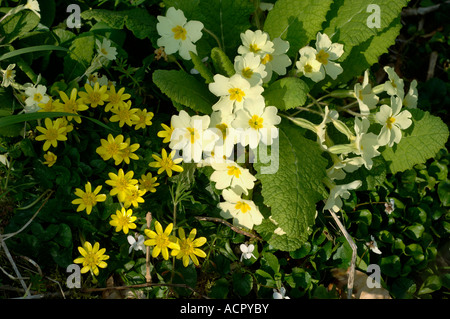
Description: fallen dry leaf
xmin=331 ymin=268 xmax=392 ymax=299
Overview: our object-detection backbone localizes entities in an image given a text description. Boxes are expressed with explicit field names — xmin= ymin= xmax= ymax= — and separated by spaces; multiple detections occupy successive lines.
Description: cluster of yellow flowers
xmin=34 ymin=81 xmax=207 ymax=278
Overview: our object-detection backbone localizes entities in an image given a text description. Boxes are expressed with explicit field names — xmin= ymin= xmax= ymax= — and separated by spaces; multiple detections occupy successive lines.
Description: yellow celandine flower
xmin=133 ymin=108 xmax=154 ymax=130
xmin=56 ymin=117 xmax=74 ymax=134
xmin=171 ymin=227 xmax=207 ymax=267
xmin=149 ymin=148 xmax=183 ymax=177
xmin=109 ymin=100 xmax=139 ymax=127
xmin=157 ymin=123 xmax=174 ymax=143
xmin=117 ymin=138 xmax=140 ymax=165
xmin=144 ymin=221 xmax=179 ymax=260
xmin=122 ymin=185 xmax=146 ymax=208
xmin=38 ymin=97 xmax=60 ymax=112
xmin=105 ymin=85 xmax=131 ymax=112
xmin=42 ymin=151 xmax=57 ymax=167
xmin=35 ymin=118 xmax=68 ymax=151
xmin=74 ymin=241 xmax=109 ymax=276
xmin=54 ymin=88 xmax=88 ymax=123
xmin=109 ymin=207 xmax=137 ymax=234
xmin=139 ymin=172 xmax=160 ymax=193
xmin=105 ymin=169 xmax=138 ymax=202
xmin=78 ymin=82 xmax=109 ymax=108
xmin=71 ymin=181 xmax=107 ymax=215
xmin=96 ymin=134 xmax=127 ymax=163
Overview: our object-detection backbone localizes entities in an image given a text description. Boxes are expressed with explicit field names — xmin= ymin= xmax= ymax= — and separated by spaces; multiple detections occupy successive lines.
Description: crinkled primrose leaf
xmin=254 ymin=120 xmax=328 ymax=251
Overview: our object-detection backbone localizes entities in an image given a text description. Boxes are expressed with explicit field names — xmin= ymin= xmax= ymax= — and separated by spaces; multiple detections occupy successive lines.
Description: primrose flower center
xmin=172 ymin=25 xmax=187 ymax=40
xmin=6 ymin=70 xmax=13 ymax=78
xmin=101 ymin=48 xmax=108 ymax=56
xmin=186 ymin=127 xmax=200 ymax=144
xmin=249 ymin=43 xmax=260 ymax=53
xmin=249 ymin=115 xmax=264 ymax=130
xmin=235 ymin=201 xmax=251 ymax=213
xmin=227 ymin=166 xmax=241 ymax=178
xmin=261 ymin=54 xmax=273 ymax=65
xmin=241 ymin=67 xmax=254 ymax=79
xmin=386 ymin=116 xmax=396 ymax=129
xmin=216 ymin=123 xmax=228 ymax=140
xmin=304 ymin=64 xmax=313 ymax=73
xmin=316 ymin=50 xmax=330 ymax=65
xmin=228 ymin=88 xmax=245 ymax=102
xmin=33 ymin=93 xmax=43 ymax=102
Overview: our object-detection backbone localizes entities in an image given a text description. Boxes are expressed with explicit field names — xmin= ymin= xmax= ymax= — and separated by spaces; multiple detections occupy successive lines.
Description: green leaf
xmin=0 ymin=112 xmax=116 ymax=132
xmin=380 ymin=255 xmax=401 ymax=277
xmin=210 ymin=47 xmax=235 ymax=77
xmin=382 ymin=109 xmax=449 ymax=174
xmin=261 ymin=252 xmax=280 ymax=275
xmin=322 ymin=0 xmax=409 ymax=84
xmin=438 ymin=180 xmax=450 ymax=207
xmin=55 ymin=224 xmax=72 ymax=248
xmin=198 ymin=0 xmax=254 ymax=56
xmin=418 ymin=275 xmax=442 ymax=295
xmin=189 ymin=51 xmax=214 ymax=83
xmin=404 ymin=223 xmax=425 ymax=241
xmin=209 ymin=278 xmax=229 ymax=298
xmin=0 ymin=10 xmax=40 ymax=43
xmin=264 ymin=0 xmax=334 ymax=56
xmin=81 ymin=8 xmax=156 ymax=39
xmin=64 ymin=33 xmax=96 ymax=82
xmin=0 ymin=45 xmax=68 ymax=62
xmin=232 ymin=272 xmax=253 ymax=297
xmin=152 ymin=69 xmax=217 ymax=114
xmin=254 ymin=120 xmax=328 ymax=251
xmin=263 ymin=77 xmax=309 ymax=110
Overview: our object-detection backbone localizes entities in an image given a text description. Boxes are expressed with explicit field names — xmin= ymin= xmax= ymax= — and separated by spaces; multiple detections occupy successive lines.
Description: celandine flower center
xmin=172 ymin=25 xmax=187 ymax=40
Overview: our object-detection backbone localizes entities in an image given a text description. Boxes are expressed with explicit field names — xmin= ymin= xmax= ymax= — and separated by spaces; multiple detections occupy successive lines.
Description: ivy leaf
xmin=381 ymin=109 xmax=449 ymax=174
xmin=264 ymin=0 xmax=334 ymax=57
xmin=152 ymin=69 xmax=217 ymax=114
xmin=263 ymin=77 xmax=309 ymax=110
xmin=254 ymin=120 xmax=328 ymax=251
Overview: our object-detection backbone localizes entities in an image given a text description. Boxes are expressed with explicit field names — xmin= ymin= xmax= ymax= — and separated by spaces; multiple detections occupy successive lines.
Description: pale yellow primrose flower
xmin=156 ymin=7 xmax=204 ymax=60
